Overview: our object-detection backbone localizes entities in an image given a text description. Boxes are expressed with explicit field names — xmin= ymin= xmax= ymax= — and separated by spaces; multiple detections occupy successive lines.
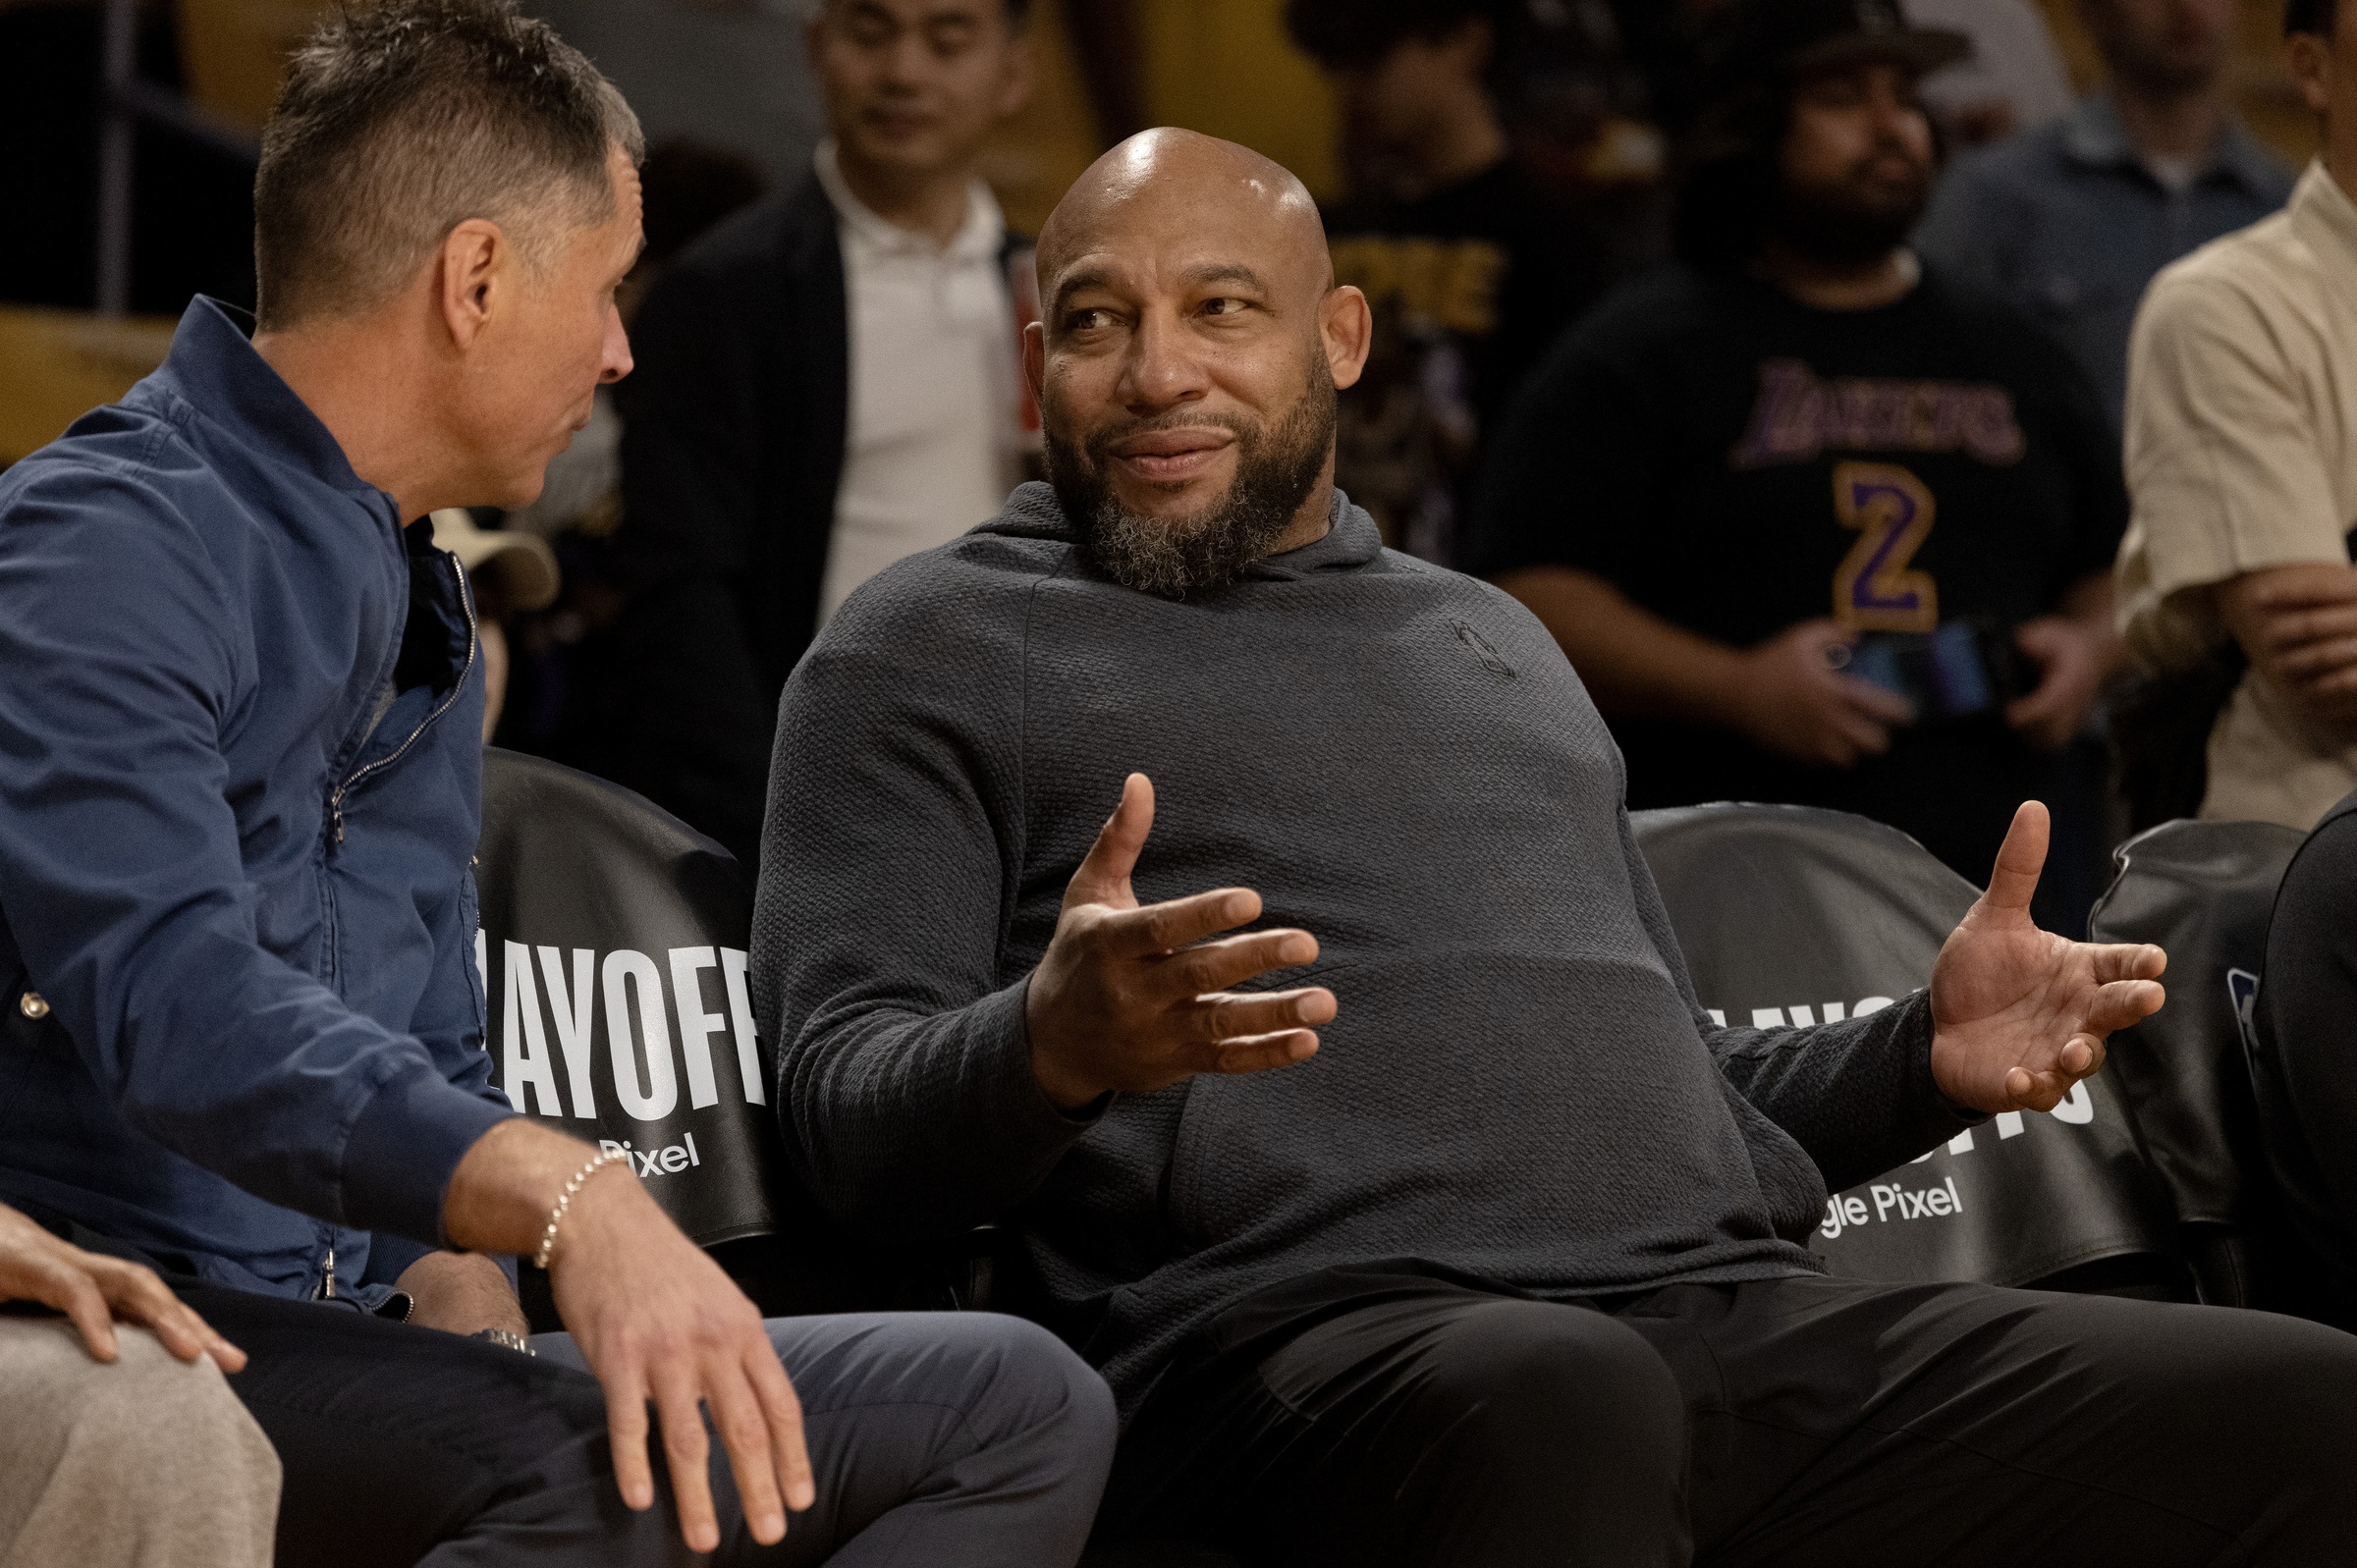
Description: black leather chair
xmin=2085 ymin=817 xmax=2322 ymax=1310
xmin=1633 ymin=802 xmax=2187 ymax=1296
xmin=477 ymin=747 xmax=945 ymax=1324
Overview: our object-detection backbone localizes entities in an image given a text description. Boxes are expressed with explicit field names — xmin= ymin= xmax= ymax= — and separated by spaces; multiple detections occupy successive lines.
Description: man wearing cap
xmin=1471 ymin=0 xmax=2126 ymax=933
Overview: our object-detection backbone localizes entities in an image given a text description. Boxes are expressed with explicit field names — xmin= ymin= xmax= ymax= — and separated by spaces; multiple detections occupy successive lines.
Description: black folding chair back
xmin=476 ymin=748 xmax=917 ymax=1321
xmin=2087 ymin=818 xmax=2312 ymax=1307
xmin=1633 ymin=803 xmax=2181 ymax=1293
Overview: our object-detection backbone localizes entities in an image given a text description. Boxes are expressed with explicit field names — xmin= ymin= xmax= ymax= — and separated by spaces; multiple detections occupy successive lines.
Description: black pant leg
xmin=1621 ymin=1275 xmax=2357 ymax=1568
xmin=1106 ymin=1282 xmax=1687 ymax=1568
xmin=183 ymin=1283 xmax=682 ymax=1568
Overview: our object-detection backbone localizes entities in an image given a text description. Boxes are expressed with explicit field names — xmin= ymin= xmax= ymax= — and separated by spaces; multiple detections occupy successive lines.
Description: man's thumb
xmin=1068 ymin=773 xmax=1155 ymax=904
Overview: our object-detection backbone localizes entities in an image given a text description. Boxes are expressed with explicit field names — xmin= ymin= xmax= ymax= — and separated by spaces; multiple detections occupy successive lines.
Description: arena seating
xmin=0 ymin=304 xmax=173 ymax=466
xmin=1634 ymin=802 xmax=2187 ymax=1296
xmin=476 ymin=757 xmax=2345 ymax=1559
xmin=477 ymin=747 xmax=925 ymax=1325
xmin=478 ymin=760 xmax=2267 ymax=1304
xmin=2087 ymin=818 xmax=2328 ymax=1312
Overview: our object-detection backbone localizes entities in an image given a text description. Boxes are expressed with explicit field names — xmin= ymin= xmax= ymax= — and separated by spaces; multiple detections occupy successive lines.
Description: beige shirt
xmin=2116 ymin=159 xmax=2357 ymax=829
xmin=814 ymin=142 xmax=1023 ymax=625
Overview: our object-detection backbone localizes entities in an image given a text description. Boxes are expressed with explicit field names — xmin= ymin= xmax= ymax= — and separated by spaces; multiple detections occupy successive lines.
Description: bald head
xmin=1039 ymin=128 xmax=1332 ymax=304
xmin=1022 ymin=130 xmax=1371 ymax=597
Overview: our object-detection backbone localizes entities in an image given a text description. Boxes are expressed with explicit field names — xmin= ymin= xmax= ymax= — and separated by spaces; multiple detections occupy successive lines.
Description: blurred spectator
xmin=1285 ymin=0 xmax=1596 ymax=562
xmin=489 ymin=140 xmax=765 ymax=760
xmin=427 ymin=510 xmax=561 ymax=743
xmin=1612 ymin=0 xmax=1731 ymax=138
xmin=624 ymin=138 xmax=774 ymax=321
xmin=604 ymin=0 xmax=1036 ymax=863
xmin=2111 ymin=0 xmax=2357 ymax=830
xmin=1918 ymin=0 xmax=2292 ymax=428
xmin=1472 ymin=0 xmax=2127 ymax=928
xmin=1904 ymin=0 xmax=2076 ymax=144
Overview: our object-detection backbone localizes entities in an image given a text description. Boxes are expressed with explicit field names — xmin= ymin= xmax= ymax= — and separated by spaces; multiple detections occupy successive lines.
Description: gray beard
xmin=1050 ymin=371 xmax=1335 ymax=600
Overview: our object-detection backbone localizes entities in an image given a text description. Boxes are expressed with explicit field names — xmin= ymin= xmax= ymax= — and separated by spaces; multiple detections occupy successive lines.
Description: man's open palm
xmin=1929 ymin=801 xmax=2166 ymax=1113
xmin=1026 ymin=774 xmax=1335 ymax=1109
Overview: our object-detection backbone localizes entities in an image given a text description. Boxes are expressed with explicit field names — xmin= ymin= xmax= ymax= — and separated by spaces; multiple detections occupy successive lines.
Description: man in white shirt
xmin=2114 ymin=0 xmax=2357 ymax=829
xmin=813 ymin=137 xmax=1026 ymax=622
xmin=605 ymin=0 xmax=1035 ymax=863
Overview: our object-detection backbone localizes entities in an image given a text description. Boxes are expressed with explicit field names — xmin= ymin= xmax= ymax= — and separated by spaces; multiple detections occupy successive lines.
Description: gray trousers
xmin=0 ymin=1317 xmax=279 ymax=1568
xmin=528 ymin=1314 xmax=1118 ymax=1566
xmin=184 ymin=1281 xmax=1115 ymax=1568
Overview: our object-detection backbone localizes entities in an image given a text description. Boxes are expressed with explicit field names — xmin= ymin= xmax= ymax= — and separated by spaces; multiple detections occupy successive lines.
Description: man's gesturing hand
xmin=445 ymin=1119 xmax=813 ymax=1554
xmin=1028 ymin=774 xmax=1336 ymax=1110
xmin=1928 ymin=800 xmax=2167 ymax=1113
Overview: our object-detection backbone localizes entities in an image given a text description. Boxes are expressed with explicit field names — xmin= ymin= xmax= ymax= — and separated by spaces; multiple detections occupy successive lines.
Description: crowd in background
xmin=395 ymin=0 xmax=2334 ymax=948
xmin=14 ymin=1 xmax=2357 ymax=1562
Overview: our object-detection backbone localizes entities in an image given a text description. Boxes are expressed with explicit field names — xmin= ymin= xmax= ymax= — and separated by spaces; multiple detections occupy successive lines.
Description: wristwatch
xmin=470 ymin=1327 xmax=535 ymax=1356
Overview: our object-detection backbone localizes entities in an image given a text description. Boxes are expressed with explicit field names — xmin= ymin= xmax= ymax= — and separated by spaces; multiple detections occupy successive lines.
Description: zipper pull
xmin=318 ymin=1245 xmax=337 ymax=1301
xmin=331 ymin=797 xmax=346 ymax=845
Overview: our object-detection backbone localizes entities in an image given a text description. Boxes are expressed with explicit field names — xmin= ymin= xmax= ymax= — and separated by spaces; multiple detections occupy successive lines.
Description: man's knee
xmin=926 ymin=1312 xmax=1118 ymax=1456
xmin=0 ymin=1321 xmax=278 ymax=1566
xmin=1397 ymin=1300 xmax=1684 ymax=1482
xmin=5 ymin=1319 xmax=274 ymax=1474
xmin=776 ymin=1310 xmax=1116 ymax=1475
xmin=2142 ymin=1306 xmax=2357 ymax=1474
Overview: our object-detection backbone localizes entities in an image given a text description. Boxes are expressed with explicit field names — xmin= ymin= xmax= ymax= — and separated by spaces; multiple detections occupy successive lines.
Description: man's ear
xmin=1022 ymin=318 xmax=1047 ymax=405
xmin=438 ymin=219 xmax=508 ymax=351
xmin=2288 ymin=30 xmax=2333 ymax=117
xmin=1322 ymin=285 xmax=1373 ymax=392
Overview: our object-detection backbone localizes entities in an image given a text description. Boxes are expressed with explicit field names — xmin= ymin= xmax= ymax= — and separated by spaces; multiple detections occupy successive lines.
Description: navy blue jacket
xmin=0 ymin=297 xmax=515 ymax=1305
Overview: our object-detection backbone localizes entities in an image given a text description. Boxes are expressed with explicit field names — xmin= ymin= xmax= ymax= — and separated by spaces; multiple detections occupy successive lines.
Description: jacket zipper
xmin=329 ymin=556 xmax=479 ymax=846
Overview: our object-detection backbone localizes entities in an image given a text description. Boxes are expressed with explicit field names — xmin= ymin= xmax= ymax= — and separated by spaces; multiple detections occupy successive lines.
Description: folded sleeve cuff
xmin=343 ymin=1062 xmax=518 ymax=1248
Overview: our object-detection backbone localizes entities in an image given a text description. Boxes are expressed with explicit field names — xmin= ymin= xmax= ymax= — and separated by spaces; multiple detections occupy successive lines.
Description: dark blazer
xmin=605 ymin=173 xmax=851 ymax=866
xmin=605 ymin=171 xmax=1033 ymax=866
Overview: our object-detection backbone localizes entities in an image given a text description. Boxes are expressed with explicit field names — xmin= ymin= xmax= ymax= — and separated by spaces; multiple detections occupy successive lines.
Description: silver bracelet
xmin=533 ymin=1148 xmax=630 ymax=1270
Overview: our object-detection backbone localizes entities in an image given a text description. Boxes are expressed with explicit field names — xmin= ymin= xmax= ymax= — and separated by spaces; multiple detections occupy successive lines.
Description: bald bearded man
xmin=753 ymin=130 xmax=2357 ymax=1567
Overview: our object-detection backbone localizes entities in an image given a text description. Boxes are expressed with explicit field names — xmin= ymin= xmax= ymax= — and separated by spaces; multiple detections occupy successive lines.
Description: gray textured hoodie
xmin=754 ymin=483 xmax=1968 ymax=1417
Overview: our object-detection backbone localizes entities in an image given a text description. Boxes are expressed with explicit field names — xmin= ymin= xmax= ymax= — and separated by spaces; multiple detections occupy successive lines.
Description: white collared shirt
xmin=815 ymin=140 xmax=1022 ymax=624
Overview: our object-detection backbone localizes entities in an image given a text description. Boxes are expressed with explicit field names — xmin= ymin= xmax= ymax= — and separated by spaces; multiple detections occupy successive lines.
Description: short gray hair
xmin=253 ymin=0 xmax=643 ymax=330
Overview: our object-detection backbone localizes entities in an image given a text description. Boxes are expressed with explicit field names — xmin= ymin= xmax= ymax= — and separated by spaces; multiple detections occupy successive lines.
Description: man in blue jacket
xmin=0 ymin=2 xmax=1112 ymax=1562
